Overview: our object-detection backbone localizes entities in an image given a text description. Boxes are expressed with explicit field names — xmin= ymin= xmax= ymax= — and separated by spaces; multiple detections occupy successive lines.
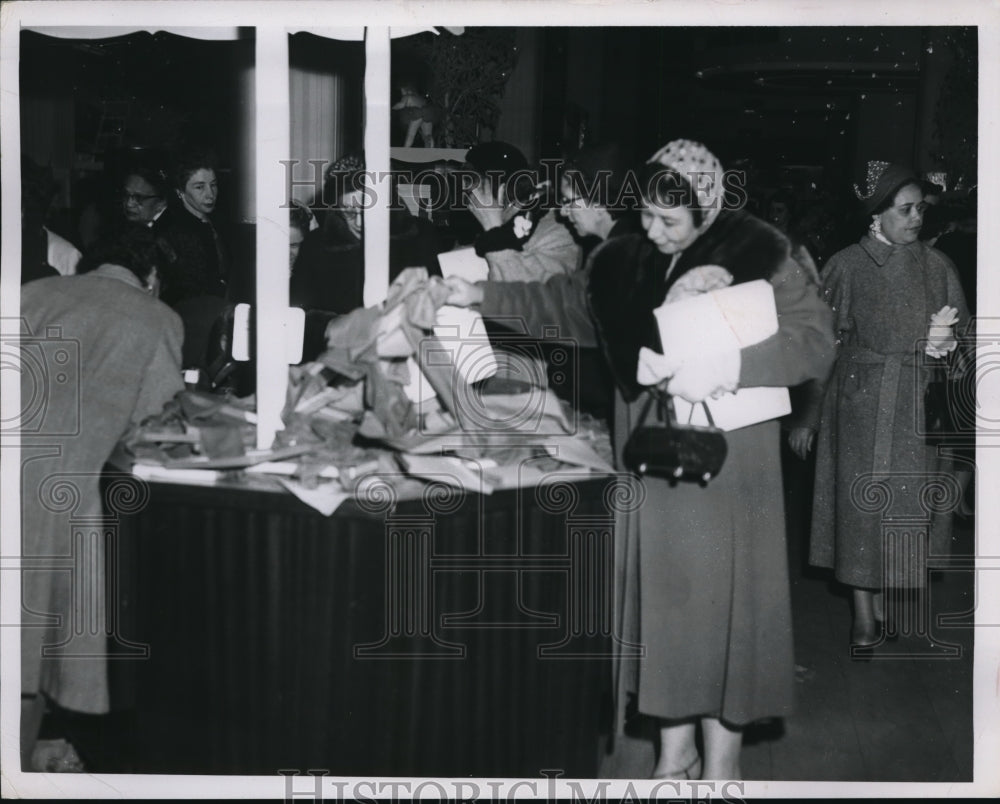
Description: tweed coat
xmin=807 ymin=236 xmax=969 ymax=588
xmin=20 ymin=265 xmax=184 ymax=712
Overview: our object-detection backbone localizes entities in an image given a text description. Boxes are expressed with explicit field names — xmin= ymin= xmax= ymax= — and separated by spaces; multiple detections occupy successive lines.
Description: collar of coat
xmin=860 ymin=233 xmax=925 ymax=266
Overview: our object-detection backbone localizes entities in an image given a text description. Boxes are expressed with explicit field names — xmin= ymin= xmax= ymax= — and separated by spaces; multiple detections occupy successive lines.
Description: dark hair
xmin=638 ymin=163 xmax=706 ymax=228
xmin=561 ymin=143 xmax=635 ymax=220
xmin=171 ymin=147 xmax=219 ymax=191
xmin=124 ymin=165 xmax=170 ymax=198
xmin=870 ymin=179 xmax=923 ymax=216
xmin=321 ymin=153 xmax=366 ymax=207
xmin=83 ymin=227 xmax=177 ymax=284
xmin=464 ymin=141 xmax=530 ymax=202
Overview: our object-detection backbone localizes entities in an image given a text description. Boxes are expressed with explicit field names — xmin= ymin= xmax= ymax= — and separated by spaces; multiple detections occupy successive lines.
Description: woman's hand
xmin=926 ymin=305 xmax=959 ymax=358
xmin=788 ymin=427 xmax=816 ymax=460
xmin=445 ymin=277 xmax=484 ymax=307
xmin=467 ymin=182 xmax=506 ymax=231
xmin=664 ymin=264 xmax=734 ymax=304
xmin=665 ymin=349 xmax=741 ymax=403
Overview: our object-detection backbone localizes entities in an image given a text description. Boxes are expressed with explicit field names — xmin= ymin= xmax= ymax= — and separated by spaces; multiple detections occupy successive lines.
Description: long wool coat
xmin=482 ymin=210 xmax=835 ymax=726
xmin=20 ymin=266 xmax=184 ymax=713
xmin=806 ymin=236 xmax=969 ymax=589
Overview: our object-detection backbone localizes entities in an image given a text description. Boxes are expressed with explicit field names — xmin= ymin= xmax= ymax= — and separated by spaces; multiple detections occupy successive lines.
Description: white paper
xmin=674 ymin=386 xmax=792 ymax=432
xmin=277 ymin=478 xmax=351 ymax=516
xmin=437 ymin=247 xmax=491 ymax=284
xmin=398 ymin=454 xmax=493 ymax=494
xmin=650 ymin=280 xmax=789 ymax=429
xmin=402 ymin=355 xmax=440 ymax=402
xmin=433 ymin=305 xmax=499 ymax=384
xmin=653 ymin=279 xmax=778 ymax=368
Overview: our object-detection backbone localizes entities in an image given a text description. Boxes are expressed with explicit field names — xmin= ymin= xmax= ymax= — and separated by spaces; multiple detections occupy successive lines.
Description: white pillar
xmin=255 ymin=28 xmax=291 ymax=449
xmin=363 ymin=27 xmax=391 ymax=307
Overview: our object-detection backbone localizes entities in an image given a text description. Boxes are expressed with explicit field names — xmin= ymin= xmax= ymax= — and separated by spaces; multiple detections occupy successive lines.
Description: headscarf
xmin=646 ymin=139 xmax=725 ymax=230
xmin=853 ymin=161 xmax=919 ymax=215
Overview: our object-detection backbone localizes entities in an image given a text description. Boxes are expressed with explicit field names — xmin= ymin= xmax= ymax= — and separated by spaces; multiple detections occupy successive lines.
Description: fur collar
xmin=587 ymin=210 xmax=791 ymax=400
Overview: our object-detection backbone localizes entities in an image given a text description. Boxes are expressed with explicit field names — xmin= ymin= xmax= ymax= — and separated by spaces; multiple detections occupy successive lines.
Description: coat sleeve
xmin=484 ymin=212 xmax=582 ymax=282
xmin=738 ymin=253 xmax=836 ymax=390
xmin=479 ymin=270 xmax=597 ymax=346
xmin=131 ymin=309 xmax=185 ymax=426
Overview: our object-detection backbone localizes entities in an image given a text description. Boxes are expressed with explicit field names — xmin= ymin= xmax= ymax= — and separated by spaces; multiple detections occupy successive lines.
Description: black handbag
xmin=924 ymin=352 xmax=975 ymax=444
xmin=623 ymin=391 xmax=728 ymax=485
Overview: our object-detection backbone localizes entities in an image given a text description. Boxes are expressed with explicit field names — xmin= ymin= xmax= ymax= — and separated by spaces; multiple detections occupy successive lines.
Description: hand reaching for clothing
xmin=444 ymin=276 xmax=484 ymax=307
xmin=467 ymin=182 xmax=506 ymax=231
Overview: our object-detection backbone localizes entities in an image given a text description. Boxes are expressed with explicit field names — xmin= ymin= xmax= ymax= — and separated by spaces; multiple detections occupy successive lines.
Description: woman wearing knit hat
xmin=795 ymin=162 xmax=969 ymax=653
xmin=451 ymin=139 xmax=835 ymax=779
xmin=584 ymin=139 xmax=835 ymax=780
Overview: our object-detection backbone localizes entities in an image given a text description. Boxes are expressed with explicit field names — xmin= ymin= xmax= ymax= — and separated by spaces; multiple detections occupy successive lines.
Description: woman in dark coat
xmin=449 ymin=140 xmax=835 ymax=779
xmin=795 ymin=162 xmax=969 ymax=647
xmin=157 ymin=148 xmax=228 ymax=306
xmin=290 ymin=154 xmax=443 ymax=361
xmin=155 ymin=148 xmax=231 ymax=369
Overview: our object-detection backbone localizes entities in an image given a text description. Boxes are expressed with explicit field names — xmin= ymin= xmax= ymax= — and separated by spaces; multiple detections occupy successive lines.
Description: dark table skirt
xmin=111 ymin=475 xmax=620 ymax=777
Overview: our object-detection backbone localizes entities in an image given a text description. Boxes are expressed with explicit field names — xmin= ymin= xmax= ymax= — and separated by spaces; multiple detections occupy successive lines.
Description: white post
xmin=363 ymin=26 xmax=391 ymax=307
xmin=255 ymin=27 xmax=291 ymax=448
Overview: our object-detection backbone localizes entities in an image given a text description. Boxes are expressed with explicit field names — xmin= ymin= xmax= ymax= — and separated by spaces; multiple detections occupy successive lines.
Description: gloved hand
xmin=636 ymin=346 xmax=678 ymax=387
xmin=926 ymin=305 xmax=959 ymax=358
xmin=666 ymin=348 xmax=741 ymax=403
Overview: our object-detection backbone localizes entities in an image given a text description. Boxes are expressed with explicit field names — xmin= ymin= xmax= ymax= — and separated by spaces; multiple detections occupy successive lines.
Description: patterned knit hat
xmin=647 ymin=139 xmax=725 ymax=228
xmin=854 ymin=161 xmax=918 ymax=215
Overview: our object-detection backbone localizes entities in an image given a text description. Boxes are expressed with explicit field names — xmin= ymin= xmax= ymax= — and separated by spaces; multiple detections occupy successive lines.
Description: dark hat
xmin=564 ymin=143 xmax=633 ymax=208
xmin=464 ymin=141 xmax=528 ymax=181
xmin=854 ymin=161 xmax=920 ymax=215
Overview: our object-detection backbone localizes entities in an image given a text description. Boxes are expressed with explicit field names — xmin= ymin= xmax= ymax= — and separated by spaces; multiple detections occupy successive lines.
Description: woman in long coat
xmin=796 ymin=162 xmax=969 ymax=647
xmin=20 ymin=228 xmax=184 ymax=766
xmin=448 ymin=140 xmax=835 ymax=779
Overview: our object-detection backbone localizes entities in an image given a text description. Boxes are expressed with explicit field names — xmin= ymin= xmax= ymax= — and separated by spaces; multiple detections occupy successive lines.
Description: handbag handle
xmin=634 ymin=389 xmax=717 ymax=429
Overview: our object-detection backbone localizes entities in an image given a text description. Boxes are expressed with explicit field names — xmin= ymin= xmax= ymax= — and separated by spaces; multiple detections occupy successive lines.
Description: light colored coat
xmin=20 ymin=265 xmax=184 ymax=712
xmin=484 ymin=209 xmax=582 ymax=283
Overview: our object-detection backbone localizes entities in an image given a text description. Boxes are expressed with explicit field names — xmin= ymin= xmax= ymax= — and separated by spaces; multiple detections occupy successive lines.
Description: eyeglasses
xmin=123 ymin=191 xmax=161 ymax=205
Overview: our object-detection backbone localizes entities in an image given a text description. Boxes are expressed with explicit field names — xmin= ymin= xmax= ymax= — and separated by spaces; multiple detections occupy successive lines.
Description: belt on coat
xmin=840 ymin=346 xmax=926 ymax=476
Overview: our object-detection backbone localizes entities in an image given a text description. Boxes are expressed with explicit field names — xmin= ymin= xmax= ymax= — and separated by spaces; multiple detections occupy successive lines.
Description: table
xmin=111 ymin=473 xmax=625 ymax=777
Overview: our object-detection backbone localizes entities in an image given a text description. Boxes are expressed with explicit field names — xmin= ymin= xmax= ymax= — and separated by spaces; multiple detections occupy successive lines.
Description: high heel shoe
xmin=850 ymin=620 xmax=879 ymax=661
xmin=652 ymin=754 xmax=702 ymax=780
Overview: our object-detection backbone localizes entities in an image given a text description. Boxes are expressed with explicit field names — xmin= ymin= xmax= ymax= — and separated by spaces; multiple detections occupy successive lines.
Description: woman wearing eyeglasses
xmin=121 ymin=167 xmax=170 ymax=229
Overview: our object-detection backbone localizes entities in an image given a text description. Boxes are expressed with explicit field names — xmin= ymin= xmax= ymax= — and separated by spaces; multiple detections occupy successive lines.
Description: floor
xmin=598 ymin=446 xmax=975 ymax=782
